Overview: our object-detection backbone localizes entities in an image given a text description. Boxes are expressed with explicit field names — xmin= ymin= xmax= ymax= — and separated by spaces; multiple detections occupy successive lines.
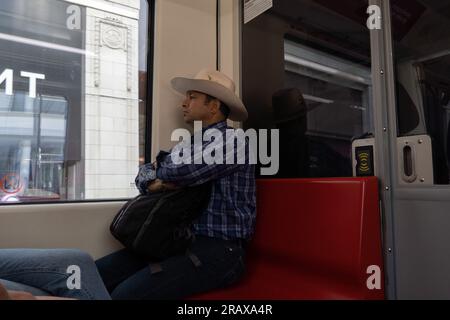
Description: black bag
xmin=110 ymin=182 xmax=212 ymax=261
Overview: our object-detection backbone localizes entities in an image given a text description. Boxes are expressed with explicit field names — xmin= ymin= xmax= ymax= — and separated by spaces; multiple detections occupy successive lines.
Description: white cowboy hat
xmin=171 ymin=69 xmax=248 ymax=122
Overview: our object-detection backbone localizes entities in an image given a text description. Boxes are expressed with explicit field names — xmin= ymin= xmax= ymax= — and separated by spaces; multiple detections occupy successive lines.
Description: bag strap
xmin=186 ymin=249 xmax=202 ymax=268
xmin=148 ymin=250 xmax=202 ymax=275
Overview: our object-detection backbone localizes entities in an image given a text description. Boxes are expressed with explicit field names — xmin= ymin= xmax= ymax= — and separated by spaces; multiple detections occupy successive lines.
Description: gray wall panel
xmin=395 ymin=200 xmax=450 ymax=299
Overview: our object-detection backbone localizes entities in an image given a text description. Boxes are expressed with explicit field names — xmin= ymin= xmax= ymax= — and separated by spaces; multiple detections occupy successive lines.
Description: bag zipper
xmin=133 ymin=196 xmax=167 ymax=247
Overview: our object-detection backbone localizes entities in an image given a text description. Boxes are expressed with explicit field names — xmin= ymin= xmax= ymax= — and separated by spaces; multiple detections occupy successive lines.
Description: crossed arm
xmin=137 ymin=136 xmax=249 ymax=193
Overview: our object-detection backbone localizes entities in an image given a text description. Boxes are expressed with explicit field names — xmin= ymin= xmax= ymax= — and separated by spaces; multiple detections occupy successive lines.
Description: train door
xmin=373 ymin=0 xmax=450 ymax=299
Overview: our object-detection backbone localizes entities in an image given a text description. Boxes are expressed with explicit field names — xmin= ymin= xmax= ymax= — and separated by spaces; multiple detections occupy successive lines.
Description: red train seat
xmin=191 ymin=177 xmax=385 ymax=300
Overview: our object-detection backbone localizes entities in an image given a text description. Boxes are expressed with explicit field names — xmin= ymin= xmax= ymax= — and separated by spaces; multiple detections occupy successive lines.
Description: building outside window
xmin=0 ymin=0 xmax=149 ymax=203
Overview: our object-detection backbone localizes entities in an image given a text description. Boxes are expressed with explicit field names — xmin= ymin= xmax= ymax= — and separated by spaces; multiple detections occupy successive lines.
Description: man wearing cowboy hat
xmin=96 ymin=69 xmax=256 ymax=300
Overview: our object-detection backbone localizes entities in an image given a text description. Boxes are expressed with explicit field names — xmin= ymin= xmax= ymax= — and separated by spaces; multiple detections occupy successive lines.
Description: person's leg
xmin=0 ymin=249 xmax=110 ymax=300
xmin=110 ymin=236 xmax=246 ymax=300
xmin=95 ymin=248 xmax=149 ymax=293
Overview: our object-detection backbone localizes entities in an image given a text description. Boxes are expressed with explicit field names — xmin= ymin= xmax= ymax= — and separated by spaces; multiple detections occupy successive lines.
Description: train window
xmin=390 ymin=0 xmax=450 ymax=185
xmin=242 ymin=0 xmax=373 ymax=178
xmin=0 ymin=0 xmax=150 ymax=203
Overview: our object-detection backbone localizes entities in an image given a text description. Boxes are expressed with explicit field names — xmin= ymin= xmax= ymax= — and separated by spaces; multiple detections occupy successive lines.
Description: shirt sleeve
xmin=134 ymin=163 xmax=156 ymax=195
xmin=156 ymin=133 xmax=251 ymax=187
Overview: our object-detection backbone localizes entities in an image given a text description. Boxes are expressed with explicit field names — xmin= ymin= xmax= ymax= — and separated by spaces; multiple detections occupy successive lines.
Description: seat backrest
xmin=252 ymin=177 xmax=383 ymax=286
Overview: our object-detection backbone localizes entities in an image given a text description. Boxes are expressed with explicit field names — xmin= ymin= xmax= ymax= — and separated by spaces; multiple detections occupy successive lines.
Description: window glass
xmin=390 ymin=0 xmax=450 ymax=185
xmin=242 ymin=0 xmax=372 ymax=178
xmin=0 ymin=0 xmax=149 ymax=203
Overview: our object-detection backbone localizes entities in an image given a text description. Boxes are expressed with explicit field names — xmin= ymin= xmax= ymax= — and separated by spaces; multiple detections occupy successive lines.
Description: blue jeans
xmin=0 ymin=249 xmax=111 ymax=300
xmin=96 ymin=236 xmax=246 ymax=300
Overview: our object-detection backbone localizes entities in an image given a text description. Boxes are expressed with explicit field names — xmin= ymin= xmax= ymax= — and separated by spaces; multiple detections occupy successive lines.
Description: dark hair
xmin=204 ymin=94 xmax=231 ymax=118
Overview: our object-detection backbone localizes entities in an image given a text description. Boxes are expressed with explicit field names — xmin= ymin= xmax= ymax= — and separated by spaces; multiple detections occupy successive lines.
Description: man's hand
xmin=148 ymin=179 xmax=179 ymax=192
xmin=0 ymin=283 xmax=11 ymax=300
xmin=7 ymin=291 xmax=36 ymax=300
xmin=148 ymin=179 xmax=164 ymax=192
xmin=0 ymin=283 xmax=75 ymax=300
xmin=7 ymin=290 xmax=75 ymax=300
xmin=0 ymin=283 xmax=36 ymax=300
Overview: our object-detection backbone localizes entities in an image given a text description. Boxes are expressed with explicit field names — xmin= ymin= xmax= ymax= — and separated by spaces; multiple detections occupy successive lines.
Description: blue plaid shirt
xmin=135 ymin=121 xmax=256 ymax=240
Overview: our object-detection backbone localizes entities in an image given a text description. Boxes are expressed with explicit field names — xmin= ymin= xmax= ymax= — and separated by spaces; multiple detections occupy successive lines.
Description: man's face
xmin=181 ymin=91 xmax=213 ymax=124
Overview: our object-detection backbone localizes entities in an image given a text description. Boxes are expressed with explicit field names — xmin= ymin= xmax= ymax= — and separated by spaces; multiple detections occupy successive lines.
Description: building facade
xmin=0 ymin=0 xmax=145 ymax=202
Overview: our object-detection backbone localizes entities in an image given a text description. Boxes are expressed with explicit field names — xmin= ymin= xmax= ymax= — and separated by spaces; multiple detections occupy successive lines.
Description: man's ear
xmin=210 ymin=99 xmax=221 ymax=115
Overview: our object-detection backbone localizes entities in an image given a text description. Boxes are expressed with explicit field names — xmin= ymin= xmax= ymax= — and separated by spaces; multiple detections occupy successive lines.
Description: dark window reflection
xmin=243 ymin=0 xmax=372 ymax=178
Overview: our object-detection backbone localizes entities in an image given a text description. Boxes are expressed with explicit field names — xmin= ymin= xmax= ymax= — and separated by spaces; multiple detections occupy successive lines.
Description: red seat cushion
xmin=191 ymin=177 xmax=384 ymax=300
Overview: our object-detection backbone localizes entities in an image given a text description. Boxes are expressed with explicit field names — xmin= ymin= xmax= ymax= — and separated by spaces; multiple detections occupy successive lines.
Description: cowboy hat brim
xmin=171 ymin=77 xmax=248 ymax=122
